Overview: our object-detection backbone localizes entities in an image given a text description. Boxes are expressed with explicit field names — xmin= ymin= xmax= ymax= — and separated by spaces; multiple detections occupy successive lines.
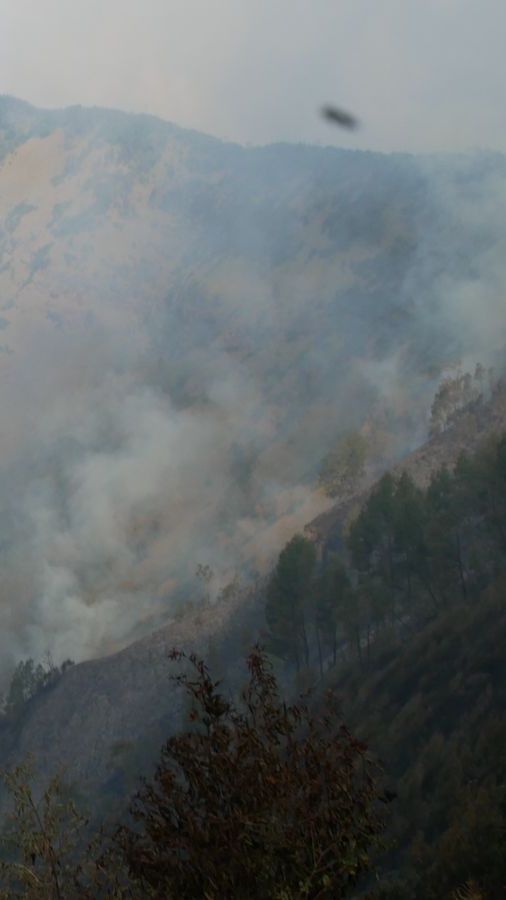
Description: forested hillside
xmin=263 ymin=414 xmax=506 ymax=898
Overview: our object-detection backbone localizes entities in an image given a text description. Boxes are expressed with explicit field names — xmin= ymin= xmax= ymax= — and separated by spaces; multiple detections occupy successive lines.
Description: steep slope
xmin=309 ymin=376 xmax=506 ymax=551
xmin=0 ymin=584 xmax=265 ymax=821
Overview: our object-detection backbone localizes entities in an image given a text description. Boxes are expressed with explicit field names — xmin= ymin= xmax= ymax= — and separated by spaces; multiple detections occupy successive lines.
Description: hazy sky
xmin=1 ymin=0 xmax=506 ymax=153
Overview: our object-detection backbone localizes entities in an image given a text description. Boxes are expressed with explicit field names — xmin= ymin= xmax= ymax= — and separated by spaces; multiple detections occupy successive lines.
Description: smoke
xmin=0 ymin=310 xmax=331 ymax=674
xmin=403 ymin=154 xmax=506 ymax=370
xmin=1 ymin=100 xmax=506 ymax=681
xmin=2 ymin=0 xmax=506 ymax=152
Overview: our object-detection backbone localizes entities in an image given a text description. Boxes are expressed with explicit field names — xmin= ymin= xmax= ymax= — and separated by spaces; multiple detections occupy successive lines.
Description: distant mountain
xmin=1 ymin=96 xmax=506 ymax=670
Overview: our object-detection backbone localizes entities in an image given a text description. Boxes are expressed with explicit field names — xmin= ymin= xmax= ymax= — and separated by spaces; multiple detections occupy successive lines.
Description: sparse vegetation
xmin=1 ymin=659 xmax=74 ymax=719
xmin=429 ymin=365 xmax=494 ymax=437
xmin=318 ymin=431 xmax=369 ymax=499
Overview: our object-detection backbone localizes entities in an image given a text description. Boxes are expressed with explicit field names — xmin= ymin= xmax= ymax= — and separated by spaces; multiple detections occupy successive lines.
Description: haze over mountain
xmin=1 ymin=95 xmax=506 ymax=677
xmin=4 ymin=1 xmax=506 ymax=154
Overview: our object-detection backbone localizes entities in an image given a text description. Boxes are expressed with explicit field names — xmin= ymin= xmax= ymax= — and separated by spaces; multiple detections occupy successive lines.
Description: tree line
xmin=265 ymin=431 xmax=506 ymax=677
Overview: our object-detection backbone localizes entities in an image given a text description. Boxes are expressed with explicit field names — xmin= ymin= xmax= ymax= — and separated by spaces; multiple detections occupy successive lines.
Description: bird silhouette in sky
xmin=321 ymin=105 xmax=359 ymax=130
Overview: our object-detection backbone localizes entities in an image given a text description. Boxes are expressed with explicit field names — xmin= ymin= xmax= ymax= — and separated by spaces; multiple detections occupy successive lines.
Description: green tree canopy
xmin=265 ymin=534 xmax=317 ymax=670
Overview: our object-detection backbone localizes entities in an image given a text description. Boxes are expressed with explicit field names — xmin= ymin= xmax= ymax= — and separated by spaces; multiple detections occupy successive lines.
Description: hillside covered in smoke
xmin=1 ymin=95 xmax=506 ymax=675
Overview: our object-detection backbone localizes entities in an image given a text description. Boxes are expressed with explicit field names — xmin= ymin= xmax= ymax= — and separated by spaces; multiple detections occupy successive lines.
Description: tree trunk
xmin=454 ymin=530 xmax=467 ymax=602
xmin=316 ymin=625 xmax=324 ymax=681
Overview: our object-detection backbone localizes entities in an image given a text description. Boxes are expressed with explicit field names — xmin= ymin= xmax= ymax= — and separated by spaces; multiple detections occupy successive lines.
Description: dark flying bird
xmin=321 ymin=105 xmax=359 ymax=130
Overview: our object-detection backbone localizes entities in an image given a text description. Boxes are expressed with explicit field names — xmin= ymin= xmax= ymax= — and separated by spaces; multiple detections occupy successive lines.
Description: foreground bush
xmin=117 ymin=645 xmax=384 ymax=899
xmin=0 ymin=761 xmax=129 ymax=898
